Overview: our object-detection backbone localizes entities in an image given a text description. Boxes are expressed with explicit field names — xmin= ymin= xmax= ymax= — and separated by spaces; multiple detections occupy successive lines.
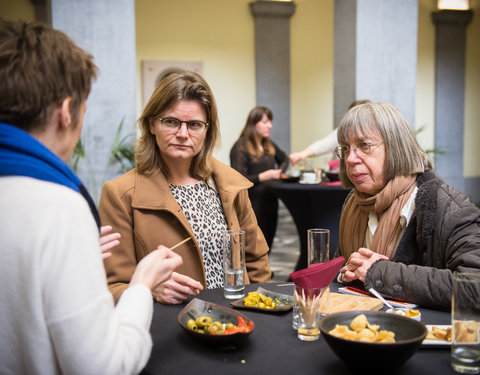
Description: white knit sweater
xmin=0 ymin=177 xmax=153 ymax=375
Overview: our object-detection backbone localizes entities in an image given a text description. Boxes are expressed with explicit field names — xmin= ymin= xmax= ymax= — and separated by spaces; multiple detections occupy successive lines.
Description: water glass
xmin=292 ymin=302 xmax=300 ymax=330
xmin=307 ymin=228 xmax=330 ymax=267
xmin=451 ymin=273 xmax=480 ymax=374
xmin=222 ymin=230 xmax=245 ymax=299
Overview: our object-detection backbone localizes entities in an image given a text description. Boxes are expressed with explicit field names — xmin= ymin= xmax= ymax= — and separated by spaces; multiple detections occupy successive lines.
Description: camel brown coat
xmin=99 ymin=158 xmax=271 ymax=302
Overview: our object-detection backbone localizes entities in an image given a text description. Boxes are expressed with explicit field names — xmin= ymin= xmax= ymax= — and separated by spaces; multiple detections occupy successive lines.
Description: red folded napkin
xmin=289 ymin=256 xmax=345 ymax=289
xmin=320 ymin=181 xmax=342 ymax=186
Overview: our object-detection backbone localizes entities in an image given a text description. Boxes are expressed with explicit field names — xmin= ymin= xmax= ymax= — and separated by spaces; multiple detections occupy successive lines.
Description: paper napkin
xmin=289 ymin=256 xmax=345 ymax=289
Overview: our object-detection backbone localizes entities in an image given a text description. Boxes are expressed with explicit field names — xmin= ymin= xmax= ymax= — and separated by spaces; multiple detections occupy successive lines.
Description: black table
xmin=267 ymin=181 xmax=351 ymax=271
xmin=141 ymin=283 xmax=454 ymax=375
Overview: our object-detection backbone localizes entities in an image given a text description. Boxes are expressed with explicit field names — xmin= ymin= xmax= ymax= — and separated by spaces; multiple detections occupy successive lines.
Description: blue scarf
xmin=0 ymin=122 xmax=100 ymax=230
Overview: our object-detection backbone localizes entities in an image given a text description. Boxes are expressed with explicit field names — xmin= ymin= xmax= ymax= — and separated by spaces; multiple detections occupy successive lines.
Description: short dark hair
xmin=0 ymin=18 xmax=98 ymax=131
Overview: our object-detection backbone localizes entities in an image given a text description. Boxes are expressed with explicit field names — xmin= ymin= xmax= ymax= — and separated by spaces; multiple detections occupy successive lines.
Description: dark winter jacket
xmin=364 ymin=171 xmax=480 ymax=310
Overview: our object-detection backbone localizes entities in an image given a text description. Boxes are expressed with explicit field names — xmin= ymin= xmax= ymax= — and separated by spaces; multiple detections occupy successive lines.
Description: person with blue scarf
xmin=0 ymin=18 xmax=183 ymax=374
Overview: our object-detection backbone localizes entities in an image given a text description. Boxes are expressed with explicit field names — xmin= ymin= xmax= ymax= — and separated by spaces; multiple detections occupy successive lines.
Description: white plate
xmin=299 ymin=179 xmax=321 ymax=185
xmin=421 ymin=325 xmax=451 ymax=347
xmin=386 ymin=308 xmax=421 ymax=321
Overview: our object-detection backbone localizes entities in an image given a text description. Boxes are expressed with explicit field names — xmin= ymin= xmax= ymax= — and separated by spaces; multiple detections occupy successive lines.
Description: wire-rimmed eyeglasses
xmin=157 ymin=117 xmax=208 ymax=135
xmin=334 ymin=142 xmax=382 ymax=159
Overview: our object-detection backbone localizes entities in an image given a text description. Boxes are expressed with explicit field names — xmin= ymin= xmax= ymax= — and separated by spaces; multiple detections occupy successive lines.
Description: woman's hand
xmin=339 ymin=248 xmax=389 ymax=283
xmin=289 ymin=149 xmax=313 ymax=166
xmin=258 ymin=168 xmax=282 ymax=182
xmin=99 ymin=225 xmax=121 ymax=259
xmin=152 ymin=272 xmax=204 ymax=304
xmin=130 ymin=246 xmax=183 ymax=290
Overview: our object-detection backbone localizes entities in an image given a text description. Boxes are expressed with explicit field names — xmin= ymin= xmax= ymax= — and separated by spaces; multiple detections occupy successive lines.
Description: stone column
xmin=250 ymin=1 xmax=296 ymax=153
xmin=334 ymin=0 xmax=418 ymax=126
xmin=30 ymin=0 xmax=52 ymax=24
xmin=30 ymin=0 xmax=137 ymax=202
xmin=432 ymin=10 xmax=473 ymax=194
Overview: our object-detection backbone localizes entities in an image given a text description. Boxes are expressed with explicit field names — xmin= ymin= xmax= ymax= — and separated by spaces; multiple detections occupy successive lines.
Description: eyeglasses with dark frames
xmin=157 ymin=117 xmax=208 ymax=135
xmin=334 ymin=142 xmax=382 ymax=159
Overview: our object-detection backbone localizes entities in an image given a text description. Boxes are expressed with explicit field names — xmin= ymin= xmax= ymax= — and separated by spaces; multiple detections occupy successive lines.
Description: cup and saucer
xmin=300 ymin=170 xmax=320 ymax=184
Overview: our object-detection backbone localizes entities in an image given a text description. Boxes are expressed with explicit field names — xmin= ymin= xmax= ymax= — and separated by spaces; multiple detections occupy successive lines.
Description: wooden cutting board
xmin=318 ymin=289 xmax=383 ymax=314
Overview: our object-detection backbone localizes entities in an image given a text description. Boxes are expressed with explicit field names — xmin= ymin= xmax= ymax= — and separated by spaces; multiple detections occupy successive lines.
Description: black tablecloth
xmin=141 ymin=283 xmax=455 ymax=375
xmin=267 ymin=181 xmax=351 ymax=271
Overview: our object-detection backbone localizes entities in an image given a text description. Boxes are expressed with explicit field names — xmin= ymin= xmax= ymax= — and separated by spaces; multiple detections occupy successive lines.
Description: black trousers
xmin=248 ymin=184 xmax=278 ymax=250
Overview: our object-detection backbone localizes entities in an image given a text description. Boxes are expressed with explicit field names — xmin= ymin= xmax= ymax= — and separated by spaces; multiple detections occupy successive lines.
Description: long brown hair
xmin=135 ymin=71 xmax=220 ymax=180
xmin=239 ymin=106 xmax=275 ymax=158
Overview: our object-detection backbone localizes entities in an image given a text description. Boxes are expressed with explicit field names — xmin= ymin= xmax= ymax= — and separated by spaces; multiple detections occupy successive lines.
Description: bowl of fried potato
xmin=319 ymin=311 xmax=427 ymax=371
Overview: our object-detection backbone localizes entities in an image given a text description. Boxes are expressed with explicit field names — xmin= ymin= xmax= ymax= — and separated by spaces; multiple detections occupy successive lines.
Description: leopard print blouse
xmin=169 ymin=181 xmax=228 ymax=289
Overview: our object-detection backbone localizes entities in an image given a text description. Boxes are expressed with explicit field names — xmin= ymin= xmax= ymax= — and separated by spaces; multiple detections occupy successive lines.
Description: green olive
xmin=225 ymin=323 xmax=234 ymax=329
xmin=186 ymin=319 xmax=197 ymax=331
xmin=195 ymin=316 xmax=212 ymax=328
xmin=197 ymin=329 xmax=205 ymax=334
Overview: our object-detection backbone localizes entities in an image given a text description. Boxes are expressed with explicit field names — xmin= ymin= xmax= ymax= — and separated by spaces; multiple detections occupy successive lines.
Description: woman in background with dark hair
xmin=230 ymin=106 xmax=289 ymax=250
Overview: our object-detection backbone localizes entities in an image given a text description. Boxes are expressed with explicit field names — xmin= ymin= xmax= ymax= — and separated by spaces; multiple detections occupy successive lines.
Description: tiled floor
xmin=268 ymin=203 xmax=299 ymax=282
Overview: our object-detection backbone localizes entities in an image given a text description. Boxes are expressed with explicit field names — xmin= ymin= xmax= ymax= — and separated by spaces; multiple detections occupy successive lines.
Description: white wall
xmin=135 ymin=0 xmax=257 ymax=165
xmin=135 ymin=0 xmax=337 ymax=169
xmin=290 ymin=0 xmax=334 ymax=170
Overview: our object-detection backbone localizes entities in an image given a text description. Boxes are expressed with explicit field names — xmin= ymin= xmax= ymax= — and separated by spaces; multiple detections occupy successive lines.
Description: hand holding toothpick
xmin=169 ymin=237 xmax=192 ymax=251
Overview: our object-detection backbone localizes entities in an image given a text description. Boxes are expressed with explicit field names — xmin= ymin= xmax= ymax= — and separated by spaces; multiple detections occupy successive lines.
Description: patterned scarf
xmin=0 ymin=122 xmax=100 ymax=230
xmin=339 ymin=174 xmax=417 ymax=259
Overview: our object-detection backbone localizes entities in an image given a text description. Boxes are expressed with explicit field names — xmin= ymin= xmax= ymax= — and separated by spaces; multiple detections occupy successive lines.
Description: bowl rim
xmin=319 ymin=310 xmax=427 ymax=345
xmin=177 ymin=297 xmax=255 ymax=343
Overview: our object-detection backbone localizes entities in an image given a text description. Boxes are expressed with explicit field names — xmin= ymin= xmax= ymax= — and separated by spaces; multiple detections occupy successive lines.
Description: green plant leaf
xmin=69 ymin=137 xmax=86 ymax=172
xmin=68 ymin=116 xmax=137 ymax=203
xmin=415 ymin=124 xmax=446 ymax=156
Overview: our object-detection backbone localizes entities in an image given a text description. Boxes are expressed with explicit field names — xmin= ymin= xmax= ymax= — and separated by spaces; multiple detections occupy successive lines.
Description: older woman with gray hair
xmin=336 ymin=102 xmax=480 ymax=310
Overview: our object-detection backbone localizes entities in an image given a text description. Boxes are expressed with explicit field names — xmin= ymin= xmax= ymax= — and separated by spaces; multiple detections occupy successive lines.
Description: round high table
xmin=267 ymin=181 xmax=351 ymax=271
xmin=141 ymin=283 xmax=453 ymax=375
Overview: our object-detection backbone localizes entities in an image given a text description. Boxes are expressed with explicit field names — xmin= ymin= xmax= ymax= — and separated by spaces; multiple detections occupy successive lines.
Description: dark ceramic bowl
xmin=281 ymin=171 xmax=301 ymax=183
xmin=324 ymin=171 xmax=340 ymax=182
xmin=178 ymin=298 xmax=254 ymax=346
xmin=319 ymin=310 xmax=427 ymax=372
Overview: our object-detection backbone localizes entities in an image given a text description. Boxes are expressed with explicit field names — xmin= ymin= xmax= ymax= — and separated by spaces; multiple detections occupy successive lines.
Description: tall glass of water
xmin=293 ymin=228 xmax=330 ymax=330
xmin=222 ymin=229 xmax=245 ymax=299
xmin=451 ymin=273 xmax=480 ymax=374
xmin=307 ymin=228 xmax=330 ymax=267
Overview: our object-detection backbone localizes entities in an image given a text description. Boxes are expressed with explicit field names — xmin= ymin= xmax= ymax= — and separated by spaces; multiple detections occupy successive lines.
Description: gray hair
xmin=337 ymin=102 xmax=432 ymax=188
